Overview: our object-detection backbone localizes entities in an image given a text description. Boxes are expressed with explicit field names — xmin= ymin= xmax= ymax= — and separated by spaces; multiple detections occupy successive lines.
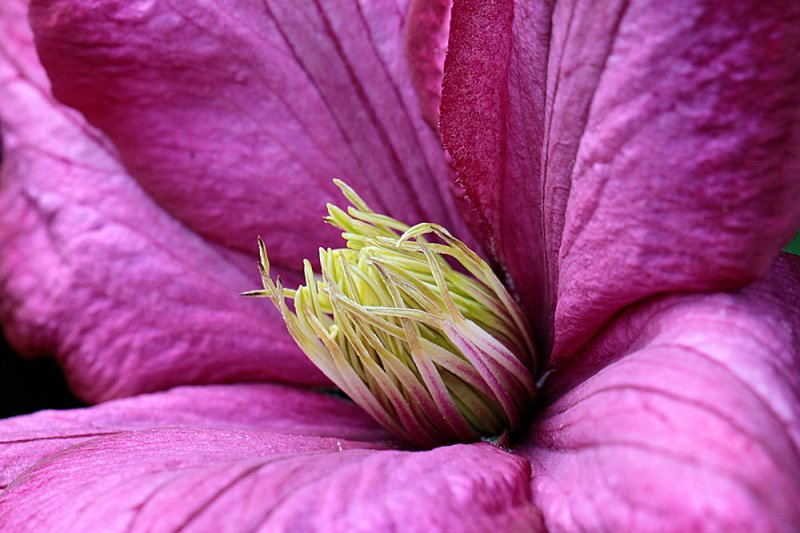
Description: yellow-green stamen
xmin=245 ymin=180 xmax=536 ymax=447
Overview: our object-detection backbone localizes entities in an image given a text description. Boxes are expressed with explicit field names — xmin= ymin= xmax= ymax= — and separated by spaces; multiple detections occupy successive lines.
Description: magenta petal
xmin=29 ymin=0 xmax=472 ymax=272
xmin=0 ymin=387 xmax=543 ymax=532
xmin=441 ymin=0 xmax=556 ymax=346
xmin=442 ymin=0 xmax=800 ymax=356
xmin=0 ymin=0 xmax=326 ymax=401
xmin=522 ymin=255 xmax=800 ymax=531
xmin=405 ymin=0 xmax=452 ymax=133
xmin=0 ymin=384 xmax=393 ymax=489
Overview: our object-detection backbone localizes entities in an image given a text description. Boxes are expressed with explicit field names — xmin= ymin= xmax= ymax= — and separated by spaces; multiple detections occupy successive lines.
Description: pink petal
xmin=0 ymin=386 xmax=543 ymax=532
xmin=405 ymin=0 xmax=452 ymax=133
xmin=521 ymin=254 xmax=800 ymax=531
xmin=441 ymin=0 xmax=800 ymax=357
xmin=0 ymin=0 xmax=326 ymax=401
xmin=0 ymin=383 xmax=393 ymax=490
xmin=29 ymin=0 xmax=472 ymax=273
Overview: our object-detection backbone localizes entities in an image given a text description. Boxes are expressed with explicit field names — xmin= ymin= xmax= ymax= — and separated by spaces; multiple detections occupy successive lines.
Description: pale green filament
xmin=246 ymin=180 xmax=536 ymax=446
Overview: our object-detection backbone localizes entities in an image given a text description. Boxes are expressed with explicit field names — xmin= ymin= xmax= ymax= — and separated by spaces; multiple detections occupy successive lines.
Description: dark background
xmin=0 ymin=331 xmax=82 ymax=418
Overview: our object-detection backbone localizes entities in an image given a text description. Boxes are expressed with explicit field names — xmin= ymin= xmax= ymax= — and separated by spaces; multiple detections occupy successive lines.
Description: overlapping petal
xmin=0 ymin=0 xmax=327 ymax=401
xmin=0 ymin=385 xmax=543 ymax=532
xmin=28 ymin=0 xmax=472 ymax=272
xmin=441 ymin=0 xmax=800 ymax=359
xmin=522 ymin=255 xmax=800 ymax=531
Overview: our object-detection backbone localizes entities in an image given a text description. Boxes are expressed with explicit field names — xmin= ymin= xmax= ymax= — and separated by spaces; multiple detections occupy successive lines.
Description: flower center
xmin=246 ymin=180 xmax=536 ymax=447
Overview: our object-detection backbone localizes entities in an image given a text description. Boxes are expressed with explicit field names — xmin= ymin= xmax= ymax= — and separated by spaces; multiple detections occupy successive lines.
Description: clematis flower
xmin=1 ymin=0 xmax=800 ymax=530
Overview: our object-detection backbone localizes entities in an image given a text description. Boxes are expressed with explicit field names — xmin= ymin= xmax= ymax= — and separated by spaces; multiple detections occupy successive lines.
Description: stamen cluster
xmin=248 ymin=181 xmax=536 ymax=447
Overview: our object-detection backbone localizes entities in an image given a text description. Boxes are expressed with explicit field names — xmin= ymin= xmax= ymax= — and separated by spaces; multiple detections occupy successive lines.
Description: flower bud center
xmin=247 ymin=180 xmax=536 ymax=447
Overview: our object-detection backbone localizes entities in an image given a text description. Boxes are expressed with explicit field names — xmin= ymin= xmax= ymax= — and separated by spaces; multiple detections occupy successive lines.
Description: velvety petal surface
xmin=29 ymin=0 xmax=472 ymax=272
xmin=0 ymin=385 xmax=543 ymax=532
xmin=0 ymin=0 xmax=327 ymax=402
xmin=441 ymin=0 xmax=800 ymax=358
xmin=521 ymin=254 xmax=800 ymax=532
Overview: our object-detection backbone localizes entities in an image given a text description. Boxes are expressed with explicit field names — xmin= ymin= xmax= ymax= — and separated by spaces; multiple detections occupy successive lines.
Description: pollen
xmin=245 ymin=180 xmax=536 ymax=447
